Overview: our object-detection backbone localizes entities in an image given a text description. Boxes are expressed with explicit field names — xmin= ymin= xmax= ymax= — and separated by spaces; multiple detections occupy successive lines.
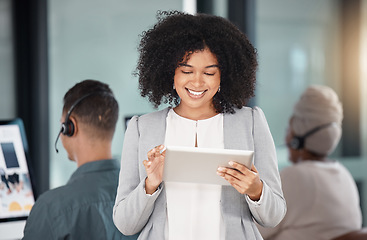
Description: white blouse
xmin=164 ymin=108 xmax=225 ymax=240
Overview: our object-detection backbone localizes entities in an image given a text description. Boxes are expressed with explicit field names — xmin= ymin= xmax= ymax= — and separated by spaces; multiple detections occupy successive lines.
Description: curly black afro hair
xmin=136 ymin=10 xmax=258 ymax=114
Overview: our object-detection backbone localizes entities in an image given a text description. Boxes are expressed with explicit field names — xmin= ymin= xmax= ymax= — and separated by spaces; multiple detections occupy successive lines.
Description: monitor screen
xmin=0 ymin=119 xmax=35 ymax=223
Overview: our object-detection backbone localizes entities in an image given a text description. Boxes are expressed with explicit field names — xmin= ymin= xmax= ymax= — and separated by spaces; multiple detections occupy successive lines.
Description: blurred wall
xmin=256 ymin=0 xmax=341 ymax=160
xmin=0 ymin=0 xmax=15 ymax=119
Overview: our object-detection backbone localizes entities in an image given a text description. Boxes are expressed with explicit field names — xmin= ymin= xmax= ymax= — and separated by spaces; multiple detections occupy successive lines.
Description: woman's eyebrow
xmin=178 ymin=63 xmax=219 ymax=68
xmin=178 ymin=63 xmax=192 ymax=67
xmin=205 ymin=64 xmax=219 ymax=69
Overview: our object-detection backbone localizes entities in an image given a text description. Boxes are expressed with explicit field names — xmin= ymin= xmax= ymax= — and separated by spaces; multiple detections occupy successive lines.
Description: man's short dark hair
xmin=63 ymin=79 xmax=119 ymax=140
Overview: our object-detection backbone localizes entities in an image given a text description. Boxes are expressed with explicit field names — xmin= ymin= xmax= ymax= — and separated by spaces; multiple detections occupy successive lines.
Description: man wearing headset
xmin=23 ymin=80 xmax=137 ymax=240
xmin=257 ymin=85 xmax=362 ymax=240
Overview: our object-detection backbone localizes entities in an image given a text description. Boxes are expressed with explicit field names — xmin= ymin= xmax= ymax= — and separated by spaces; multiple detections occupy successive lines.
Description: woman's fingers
xmin=145 ymin=156 xmax=164 ymax=174
xmin=251 ymin=164 xmax=258 ymax=173
xmin=229 ymin=161 xmax=253 ymax=175
xmin=143 ymin=159 xmax=150 ymax=167
xmin=217 ymin=167 xmax=245 ymax=188
xmin=217 ymin=162 xmax=262 ymax=199
xmin=144 ymin=145 xmax=166 ymax=193
xmin=147 ymin=147 xmax=157 ymax=160
xmin=217 ymin=161 xmax=250 ymax=181
xmin=147 ymin=145 xmax=165 ymax=160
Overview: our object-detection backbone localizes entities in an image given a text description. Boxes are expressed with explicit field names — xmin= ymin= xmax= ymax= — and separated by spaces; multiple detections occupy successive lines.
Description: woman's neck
xmin=173 ymin=104 xmax=218 ymax=120
xmin=299 ymin=150 xmax=328 ymax=162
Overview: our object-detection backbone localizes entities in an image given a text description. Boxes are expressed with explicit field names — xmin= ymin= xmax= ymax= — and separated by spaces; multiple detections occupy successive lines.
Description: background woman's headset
xmin=289 ymin=122 xmax=337 ymax=150
xmin=54 ymin=91 xmax=111 ymax=153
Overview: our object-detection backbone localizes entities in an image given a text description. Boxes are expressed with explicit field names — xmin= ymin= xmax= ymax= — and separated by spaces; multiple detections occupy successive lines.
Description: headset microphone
xmin=54 ymin=128 xmax=63 ymax=153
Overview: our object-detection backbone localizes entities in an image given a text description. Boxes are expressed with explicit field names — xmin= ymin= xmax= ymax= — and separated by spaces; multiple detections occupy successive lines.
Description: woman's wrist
xmin=248 ymin=181 xmax=263 ymax=201
xmin=145 ymin=177 xmax=159 ymax=195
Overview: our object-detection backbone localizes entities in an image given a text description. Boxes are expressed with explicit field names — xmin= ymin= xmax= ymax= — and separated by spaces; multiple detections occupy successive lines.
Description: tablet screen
xmin=164 ymin=146 xmax=254 ymax=185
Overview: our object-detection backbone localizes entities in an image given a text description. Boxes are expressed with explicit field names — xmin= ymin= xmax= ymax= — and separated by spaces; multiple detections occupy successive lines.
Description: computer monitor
xmin=0 ymin=118 xmax=36 ymax=239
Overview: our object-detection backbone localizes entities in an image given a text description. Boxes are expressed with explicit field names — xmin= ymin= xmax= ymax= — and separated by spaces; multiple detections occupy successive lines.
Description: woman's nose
xmin=191 ymin=73 xmax=204 ymax=87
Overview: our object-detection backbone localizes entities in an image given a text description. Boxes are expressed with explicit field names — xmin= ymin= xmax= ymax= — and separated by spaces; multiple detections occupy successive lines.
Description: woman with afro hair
xmin=113 ymin=11 xmax=286 ymax=239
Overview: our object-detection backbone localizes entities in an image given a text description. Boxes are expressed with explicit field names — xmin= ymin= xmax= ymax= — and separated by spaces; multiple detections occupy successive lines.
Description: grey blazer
xmin=113 ymin=107 xmax=286 ymax=239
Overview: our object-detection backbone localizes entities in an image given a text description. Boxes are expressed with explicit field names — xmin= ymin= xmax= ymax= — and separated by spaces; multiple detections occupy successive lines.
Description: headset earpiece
xmin=289 ymin=136 xmax=304 ymax=150
xmin=61 ymin=119 xmax=75 ymax=137
xmin=289 ymin=122 xmax=336 ymax=150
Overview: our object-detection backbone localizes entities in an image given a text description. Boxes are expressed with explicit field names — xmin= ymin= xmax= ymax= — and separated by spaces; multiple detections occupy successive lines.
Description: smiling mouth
xmin=187 ymin=88 xmax=207 ymax=96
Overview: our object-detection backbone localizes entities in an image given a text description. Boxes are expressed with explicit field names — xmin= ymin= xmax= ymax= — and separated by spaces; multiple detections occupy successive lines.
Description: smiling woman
xmin=113 ymin=10 xmax=286 ymax=240
xmin=136 ymin=11 xmax=258 ymax=114
xmin=173 ymin=48 xmax=221 ymax=120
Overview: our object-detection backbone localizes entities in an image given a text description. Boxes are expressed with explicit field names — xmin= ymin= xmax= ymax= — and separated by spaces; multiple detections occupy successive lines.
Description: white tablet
xmin=163 ymin=146 xmax=254 ymax=185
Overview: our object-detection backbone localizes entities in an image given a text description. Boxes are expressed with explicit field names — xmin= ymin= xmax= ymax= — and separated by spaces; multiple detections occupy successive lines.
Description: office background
xmin=1 ymin=0 xmax=366 ymax=226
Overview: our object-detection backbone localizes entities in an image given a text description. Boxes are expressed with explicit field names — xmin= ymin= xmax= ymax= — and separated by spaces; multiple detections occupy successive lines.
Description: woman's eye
xmin=182 ymin=71 xmax=192 ymax=74
xmin=204 ymin=72 xmax=215 ymax=76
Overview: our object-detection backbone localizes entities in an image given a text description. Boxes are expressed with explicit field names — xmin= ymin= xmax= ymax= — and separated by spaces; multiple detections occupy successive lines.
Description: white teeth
xmin=188 ymin=89 xmax=205 ymax=95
